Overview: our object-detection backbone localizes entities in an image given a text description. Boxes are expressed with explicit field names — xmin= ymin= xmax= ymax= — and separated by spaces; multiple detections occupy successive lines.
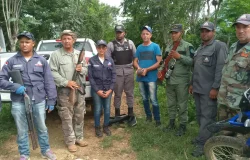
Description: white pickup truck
xmin=0 ymin=38 xmax=97 ymax=107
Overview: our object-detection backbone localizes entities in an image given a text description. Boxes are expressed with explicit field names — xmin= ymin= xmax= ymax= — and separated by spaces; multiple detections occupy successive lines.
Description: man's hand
xmin=209 ymin=88 xmax=218 ymax=99
xmin=141 ymin=68 xmax=148 ymax=76
xmin=103 ymin=89 xmax=112 ymax=98
xmin=97 ymin=90 xmax=105 ymax=97
xmin=169 ymin=50 xmax=181 ymax=59
xmin=67 ymin=81 xmax=78 ymax=90
xmin=15 ymin=86 xmax=26 ymax=95
xmin=46 ymin=105 xmax=54 ymax=113
xmin=76 ymin=64 xmax=82 ymax=72
xmin=188 ymin=85 xmax=193 ymax=95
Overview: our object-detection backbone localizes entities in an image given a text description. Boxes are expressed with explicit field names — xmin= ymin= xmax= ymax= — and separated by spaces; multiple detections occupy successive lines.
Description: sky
xmin=99 ymin=0 xmax=123 ymax=7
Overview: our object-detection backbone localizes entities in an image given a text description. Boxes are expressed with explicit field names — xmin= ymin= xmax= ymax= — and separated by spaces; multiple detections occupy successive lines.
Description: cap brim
xmin=97 ymin=43 xmax=107 ymax=46
xmin=233 ymin=21 xmax=250 ymax=26
xmin=142 ymin=27 xmax=152 ymax=33
xmin=169 ymin=29 xmax=181 ymax=33
xmin=17 ymin=35 xmax=34 ymax=40
xmin=200 ymin=27 xmax=213 ymax=31
xmin=115 ymin=30 xmax=124 ymax=32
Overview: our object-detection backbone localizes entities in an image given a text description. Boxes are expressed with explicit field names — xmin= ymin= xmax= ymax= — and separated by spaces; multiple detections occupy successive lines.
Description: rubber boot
xmin=163 ymin=119 xmax=175 ymax=132
xmin=115 ymin=108 xmax=120 ymax=117
xmin=175 ymin=124 xmax=186 ymax=136
xmin=128 ymin=108 xmax=137 ymax=127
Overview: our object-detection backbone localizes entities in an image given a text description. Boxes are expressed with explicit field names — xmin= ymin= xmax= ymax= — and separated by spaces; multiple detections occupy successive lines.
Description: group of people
xmin=0 ymin=13 xmax=250 ymax=159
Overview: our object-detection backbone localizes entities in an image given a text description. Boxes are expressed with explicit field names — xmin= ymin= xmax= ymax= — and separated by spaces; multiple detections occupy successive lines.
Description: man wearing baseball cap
xmin=162 ymin=24 xmax=194 ymax=137
xmin=218 ymin=14 xmax=250 ymax=127
xmin=49 ymin=30 xmax=88 ymax=152
xmin=189 ymin=22 xmax=228 ymax=157
xmin=106 ymin=25 xmax=137 ymax=126
xmin=0 ymin=31 xmax=57 ymax=159
xmin=134 ymin=25 xmax=162 ymax=126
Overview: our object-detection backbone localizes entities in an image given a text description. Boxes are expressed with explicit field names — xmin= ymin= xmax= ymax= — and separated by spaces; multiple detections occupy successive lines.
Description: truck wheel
xmin=204 ymin=136 xmax=246 ymax=160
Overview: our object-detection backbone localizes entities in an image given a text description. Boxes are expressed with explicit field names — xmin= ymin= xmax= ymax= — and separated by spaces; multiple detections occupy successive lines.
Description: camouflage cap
xmin=17 ymin=31 xmax=35 ymax=41
xmin=200 ymin=21 xmax=215 ymax=31
xmin=233 ymin=14 xmax=250 ymax=26
xmin=169 ymin=24 xmax=183 ymax=33
xmin=60 ymin=30 xmax=77 ymax=40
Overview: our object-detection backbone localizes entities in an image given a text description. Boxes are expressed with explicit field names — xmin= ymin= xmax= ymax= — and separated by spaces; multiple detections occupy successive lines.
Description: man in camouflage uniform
xmin=49 ymin=30 xmax=88 ymax=152
xmin=218 ymin=14 xmax=250 ymax=120
xmin=162 ymin=24 xmax=194 ymax=136
xmin=189 ymin=22 xmax=228 ymax=157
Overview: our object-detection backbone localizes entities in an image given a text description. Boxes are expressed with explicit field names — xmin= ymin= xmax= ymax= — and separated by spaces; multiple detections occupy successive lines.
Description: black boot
xmin=95 ymin=127 xmax=103 ymax=137
xmin=163 ymin=119 xmax=175 ymax=132
xmin=127 ymin=108 xmax=137 ymax=126
xmin=192 ymin=145 xmax=204 ymax=157
xmin=175 ymin=124 xmax=186 ymax=136
xmin=103 ymin=126 xmax=111 ymax=136
xmin=115 ymin=108 xmax=120 ymax=117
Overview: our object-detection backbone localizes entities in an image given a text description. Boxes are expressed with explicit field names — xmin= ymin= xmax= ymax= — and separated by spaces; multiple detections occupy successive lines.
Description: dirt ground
xmin=0 ymin=93 xmax=143 ymax=160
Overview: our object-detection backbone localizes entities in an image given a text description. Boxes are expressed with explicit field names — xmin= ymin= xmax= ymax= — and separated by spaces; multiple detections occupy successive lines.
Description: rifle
xmin=69 ymin=38 xmax=87 ymax=105
xmin=10 ymin=70 xmax=38 ymax=150
xmin=157 ymin=37 xmax=182 ymax=81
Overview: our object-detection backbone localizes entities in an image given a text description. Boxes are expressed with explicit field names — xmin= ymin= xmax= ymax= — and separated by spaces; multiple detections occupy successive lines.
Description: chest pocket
xmin=34 ymin=66 xmax=43 ymax=72
xmin=59 ymin=60 xmax=72 ymax=72
xmin=230 ymin=56 xmax=250 ymax=82
xmin=202 ymin=52 xmax=215 ymax=66
xmin=12 ymin=65 xmax=24 ymax=71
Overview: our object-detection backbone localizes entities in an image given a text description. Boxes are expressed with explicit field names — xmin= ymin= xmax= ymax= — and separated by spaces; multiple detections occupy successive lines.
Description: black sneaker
xmin=95 ymin=127 xmax=103 ymax=138
xmin=146 ymin=116 xmax=152 ymax=122
xmin=128 ymin=116 xmax=137 ymax=127
xmin=191 ymin=145 xmax=204 ymax=157
xmin=175 ymin=124 xmax=186 ymax=136
xmin=103 ymin=126 xmax=111 ymax=136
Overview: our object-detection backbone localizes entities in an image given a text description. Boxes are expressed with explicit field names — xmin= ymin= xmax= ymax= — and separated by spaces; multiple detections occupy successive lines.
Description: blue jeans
xmin=138 ymin=81 xmax=160 ymax=121
xmin=11 ymin=100 xmax=50 ymax=156
xmin=92 ymin=89 xmax=112 ymax=127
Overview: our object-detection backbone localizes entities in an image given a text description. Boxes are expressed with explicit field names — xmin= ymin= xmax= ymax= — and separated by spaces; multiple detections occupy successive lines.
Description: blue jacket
xmin=0 ymin=52 xmax=57 ymax=105
xmin=88 ymin=55 xmax=116 ymax=92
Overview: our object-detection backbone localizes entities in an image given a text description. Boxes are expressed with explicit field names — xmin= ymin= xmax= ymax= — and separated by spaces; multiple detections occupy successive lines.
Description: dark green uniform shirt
xmin=164 ymin=39 xmax=194 ymax=84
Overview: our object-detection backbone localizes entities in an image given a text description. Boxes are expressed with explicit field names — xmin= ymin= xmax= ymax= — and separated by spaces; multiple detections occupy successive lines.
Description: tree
xmin=2 ymin=0 xmax=22 ymax=51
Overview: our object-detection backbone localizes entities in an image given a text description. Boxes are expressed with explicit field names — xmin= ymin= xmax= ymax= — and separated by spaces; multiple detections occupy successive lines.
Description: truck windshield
xmin=39 ymin=41 xmax=93 ymax=52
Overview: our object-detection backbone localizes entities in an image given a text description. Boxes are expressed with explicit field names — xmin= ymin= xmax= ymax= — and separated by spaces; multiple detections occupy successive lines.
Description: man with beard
xmin=189 ymin=22 xmax=228 ymax=157
xmin=106 ymin=25 xmax=137 ymax=126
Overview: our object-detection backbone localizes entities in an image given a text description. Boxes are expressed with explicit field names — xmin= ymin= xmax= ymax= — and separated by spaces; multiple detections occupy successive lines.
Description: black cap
xmin=115 ymin=25 xmax=125 ymax=32
xmin=17 ymin=31 xmax=35 ymax=41
xmin=200 ymin=22 xmax=215 ymax=31
xmin=170 ymin=24 xmax=183 ymax=33
xmin=96 ymin=40 xmax=107 ymax=46
xmin=233 ymin=14 xmax=250 ymax=26
xmin=142 ymin=25 xmax=152 ymax=33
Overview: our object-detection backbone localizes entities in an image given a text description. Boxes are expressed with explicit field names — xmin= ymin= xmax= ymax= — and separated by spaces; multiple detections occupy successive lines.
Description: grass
xmin=0 ymin=102 xmax=16 ymax=145
xmin=101 ymin=135 xmax=124 ymax=149
xmin=128 ymin=81 xmax=206 ymax=160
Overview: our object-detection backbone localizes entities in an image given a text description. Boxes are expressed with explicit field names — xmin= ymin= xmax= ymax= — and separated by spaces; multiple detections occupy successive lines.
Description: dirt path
xmin=0 ymin=93 xmax=143 ymax=160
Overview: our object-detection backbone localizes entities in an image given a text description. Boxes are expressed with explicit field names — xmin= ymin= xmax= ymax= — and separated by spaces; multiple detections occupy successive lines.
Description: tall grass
xmin=0 ymin=102 xmax=16 ymax=145
xmin=129 ymin=81 xmax=206 ymax=160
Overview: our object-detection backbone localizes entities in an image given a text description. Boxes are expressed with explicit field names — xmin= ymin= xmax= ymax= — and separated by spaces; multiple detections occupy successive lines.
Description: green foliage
xmin=0 ymin=103 xmax=16 ymax=145
xmin=131 ymin=82 xmax=204 ymax=160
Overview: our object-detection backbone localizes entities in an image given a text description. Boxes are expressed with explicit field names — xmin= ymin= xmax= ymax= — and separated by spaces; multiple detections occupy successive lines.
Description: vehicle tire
xmin=204 ymin=136 xmax=246 ymax=160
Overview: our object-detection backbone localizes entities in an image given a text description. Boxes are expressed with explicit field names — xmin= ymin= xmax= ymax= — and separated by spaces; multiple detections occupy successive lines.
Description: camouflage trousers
xmin=218 ymin=104 xmax=238 ymax=121
xmin=57 ymin=88 xmax=86 ymax=145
